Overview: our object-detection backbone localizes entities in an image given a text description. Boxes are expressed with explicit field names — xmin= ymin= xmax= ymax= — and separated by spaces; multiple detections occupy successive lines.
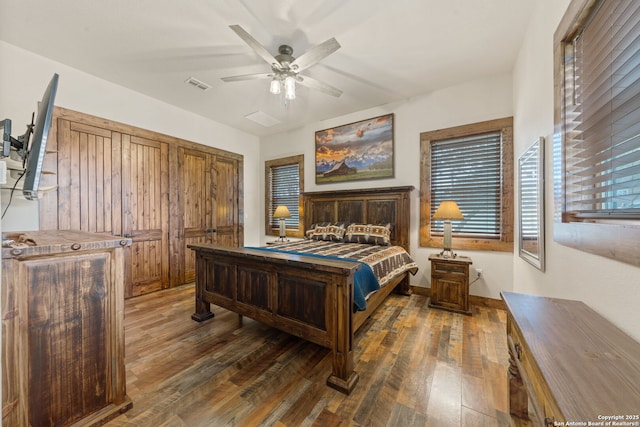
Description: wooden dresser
xmin=2 ymin=230 xmax=132 ymax=427
xmin=502 ymin=292 xmax=640 ymax=426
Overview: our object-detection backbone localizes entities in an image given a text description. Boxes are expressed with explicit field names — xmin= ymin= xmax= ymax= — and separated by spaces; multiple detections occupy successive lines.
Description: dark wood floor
xmin=105 ymin=284 xmax=531 ymax=427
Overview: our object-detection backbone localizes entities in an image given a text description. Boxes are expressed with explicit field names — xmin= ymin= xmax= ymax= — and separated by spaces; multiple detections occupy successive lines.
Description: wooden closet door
xmin=46 ymin=120 xmax=169 ymax=296
xmin=170 ymin=148 xmax=242 ymax=286
xmin=50 ymin=119 xmax=122 ymax=233
xmin=43 ymin=107 xmax=243 ymax=294
xmin=122 ymin=134 xmax=169 ymax=297
xmin=180 ymin=147 xmax=213 ymax=283
xmin=213 ymin=155 xmax=240 ymax=247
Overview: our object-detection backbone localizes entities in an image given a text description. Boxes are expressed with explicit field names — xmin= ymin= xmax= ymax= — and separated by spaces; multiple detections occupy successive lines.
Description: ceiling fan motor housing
xmin=275 ymin=45 xmax=296 ymax=71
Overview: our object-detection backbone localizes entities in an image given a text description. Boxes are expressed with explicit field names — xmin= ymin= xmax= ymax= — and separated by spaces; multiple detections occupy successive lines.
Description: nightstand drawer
xmin=432 ymin=262 xmax=467 ymax=275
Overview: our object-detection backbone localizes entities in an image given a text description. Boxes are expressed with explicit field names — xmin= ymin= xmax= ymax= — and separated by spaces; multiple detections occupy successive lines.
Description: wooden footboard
xmin=189 ymin=244 xmax=362 ymax=394
xmin=189 ymin=185 xmax=416 ymax=394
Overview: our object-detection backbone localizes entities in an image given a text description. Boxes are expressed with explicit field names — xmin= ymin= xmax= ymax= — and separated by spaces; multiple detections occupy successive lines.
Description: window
xmin=265 ymin=155 xmax=304 ymax=237
xmin=555 ymin=0 xmax=640 ymax=266
xmin=420 ymin=117 xmax=513 ymax=252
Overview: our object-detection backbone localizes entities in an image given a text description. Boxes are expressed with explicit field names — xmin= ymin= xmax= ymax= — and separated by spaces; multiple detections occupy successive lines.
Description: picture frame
xmin=315 ymin=113 xmax=394 ymax=184
xmin=518 ymin=137 xmax=545 ymax=271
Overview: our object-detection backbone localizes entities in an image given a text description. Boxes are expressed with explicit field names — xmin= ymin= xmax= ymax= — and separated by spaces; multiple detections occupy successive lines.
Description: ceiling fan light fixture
xmin=269 ymin=77 xmax=281 ymax=95
xmin=224 ymin=25 xmax=341 ymax=101
xmin=284 ymin=75 xmax=296 ymax=100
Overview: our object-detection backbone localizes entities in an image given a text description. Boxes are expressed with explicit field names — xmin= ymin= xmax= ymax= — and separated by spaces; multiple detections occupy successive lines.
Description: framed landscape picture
xmin=315 ymin=113 xmax=394 ymax=184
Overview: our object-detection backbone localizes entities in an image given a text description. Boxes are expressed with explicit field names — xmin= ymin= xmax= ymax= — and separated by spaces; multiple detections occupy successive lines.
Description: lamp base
xmin=438 ymin=249 xmax=458 ymax=258
xmin=440 ymin=220 xmax=457 ymax=258
xmin=278 ymin=218 xmax=288 ymax=242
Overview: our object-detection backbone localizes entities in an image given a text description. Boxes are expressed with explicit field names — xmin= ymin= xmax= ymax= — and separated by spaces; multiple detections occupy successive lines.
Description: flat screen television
xmin=1 ymin=73 xmax=59 ymax=200
xmin=22 ymin=73 xmax=59 ymax=200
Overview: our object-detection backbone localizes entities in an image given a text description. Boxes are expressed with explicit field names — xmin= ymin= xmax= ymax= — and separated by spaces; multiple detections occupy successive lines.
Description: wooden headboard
xmin=302 ymin=186 xmax=414 ymax=251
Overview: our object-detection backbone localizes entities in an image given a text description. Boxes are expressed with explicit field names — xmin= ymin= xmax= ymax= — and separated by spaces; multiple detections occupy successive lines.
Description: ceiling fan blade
xmin=221 ymin=72 xmax=273 ymax=82
xmin=229 ymin=25 xmax=282 ymax=70
xmin=297 ymin=75 xmax=342 ymax=97
xmin=290 ymin=37 xmax=340 ymax=73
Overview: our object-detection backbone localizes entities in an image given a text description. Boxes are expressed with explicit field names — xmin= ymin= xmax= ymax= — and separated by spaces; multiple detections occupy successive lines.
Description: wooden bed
xmin=189 ymin=186 xmax=414 ymax=394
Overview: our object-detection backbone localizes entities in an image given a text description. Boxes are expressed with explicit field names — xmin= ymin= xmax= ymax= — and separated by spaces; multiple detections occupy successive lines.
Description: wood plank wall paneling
xmin=39 ymin=106 xmax=244 ymax=298
xmin=103 ymin=284 xmax=531 ymax=427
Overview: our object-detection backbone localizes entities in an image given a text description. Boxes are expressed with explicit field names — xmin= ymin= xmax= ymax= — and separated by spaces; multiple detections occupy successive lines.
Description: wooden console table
xmin=2 ymin=230 xmax=132 ymax=427
xmin=502 ymin=292 xmax=640 ymax=425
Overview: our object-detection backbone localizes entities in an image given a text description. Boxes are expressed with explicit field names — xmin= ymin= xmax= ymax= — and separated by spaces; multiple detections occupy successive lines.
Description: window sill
xmin=554 ymin=221 xmax=640 ymax=267
xmin=421 ymin=236 xmax=513 ymax=252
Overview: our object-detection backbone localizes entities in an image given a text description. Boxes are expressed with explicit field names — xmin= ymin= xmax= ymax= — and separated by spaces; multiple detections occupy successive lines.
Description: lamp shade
xmin=270 ymin=78 xmax=281 ymax=94
xmin=432 ymin=200 xmax=464 ymax=220
xmin=273 ymin=205 xmax=291 ymax=219
xmin=284 ymin=75 xmax=296 ymax=100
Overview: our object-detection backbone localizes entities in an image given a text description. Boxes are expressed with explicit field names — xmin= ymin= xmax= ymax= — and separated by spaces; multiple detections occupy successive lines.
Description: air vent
xmin=184 ymin=77 xmax=211 ymax=91
xmin=244 ymin=111 xmax=281 ymax=128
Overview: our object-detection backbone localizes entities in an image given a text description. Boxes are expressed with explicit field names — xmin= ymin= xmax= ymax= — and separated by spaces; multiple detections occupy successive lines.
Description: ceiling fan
xmin=221 ymin=25 xmax=342 ymax=100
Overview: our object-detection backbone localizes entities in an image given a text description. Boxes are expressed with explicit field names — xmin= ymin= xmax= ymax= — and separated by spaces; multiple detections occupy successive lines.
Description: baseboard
xmin=410 ymin=285 xmax=505 ymax=310
xmin=410 ymin=285 xmax=430 ymax=297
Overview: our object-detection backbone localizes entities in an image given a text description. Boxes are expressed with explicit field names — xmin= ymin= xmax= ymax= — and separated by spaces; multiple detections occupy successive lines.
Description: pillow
xmin=305 ymin=222 xmax=330 ymax=238
xmin=308 ymin=223 xmax=347 ymax=241
xmin=343 ymin=223 xmax=391 ymax=246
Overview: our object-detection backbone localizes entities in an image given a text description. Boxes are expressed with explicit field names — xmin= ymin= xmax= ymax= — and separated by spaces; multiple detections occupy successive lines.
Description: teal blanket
xmin=246 ymin=246 xmax=379 ymax=311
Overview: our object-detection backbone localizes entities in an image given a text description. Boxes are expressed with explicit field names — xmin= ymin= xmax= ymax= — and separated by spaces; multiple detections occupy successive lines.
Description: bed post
xmin=192 ymin=296 xmax=214 ymax=322
xmin=395 ymin=273 xmax=412 ymax=296
xmin=191 ymin=252 xmax=215 ymax=322
xmin=326 ymin=274 xmax=359 ymax=394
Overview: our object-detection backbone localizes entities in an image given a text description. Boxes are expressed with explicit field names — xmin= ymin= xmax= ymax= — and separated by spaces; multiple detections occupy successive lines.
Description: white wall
xmin=512 ymin=0 xmax=640 ymax=341
xmin=261 ymin=74 xmax=515 ymax=301
xmin=0 ymin=42 xmax=261 ymax=246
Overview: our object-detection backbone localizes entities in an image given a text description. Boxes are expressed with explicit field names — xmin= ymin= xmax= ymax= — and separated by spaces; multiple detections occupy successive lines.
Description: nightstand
xmin=428 ymin=254 xmax=473 ymax=315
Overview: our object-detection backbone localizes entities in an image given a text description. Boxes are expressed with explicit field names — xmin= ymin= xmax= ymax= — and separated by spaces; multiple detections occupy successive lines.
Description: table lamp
xmin=273 ymin=205 xmax=291 ymax=241
xmin=432 ymin=200 xmax=464 ymax=257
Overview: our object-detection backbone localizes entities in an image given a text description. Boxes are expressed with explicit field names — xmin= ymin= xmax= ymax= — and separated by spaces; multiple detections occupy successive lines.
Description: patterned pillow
xmin=343 ymin=223 xmax=391 ymax=246
xmin=307 ymin=223 xmax=347 ymax=241
xmin=305 ymin=222 xmax=330 ymax=238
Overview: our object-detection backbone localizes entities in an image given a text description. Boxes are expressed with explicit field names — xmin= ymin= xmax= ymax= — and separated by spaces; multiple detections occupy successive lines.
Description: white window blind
xmin=269 ymin=163 xmax=300 ymax=229
xmin=431 ymin=133 xmax=502 ymax=238
xmin=564 ymin=0 xmax=640 ymax=218
xmin=520 ymin=153 xmax=540 ymax=238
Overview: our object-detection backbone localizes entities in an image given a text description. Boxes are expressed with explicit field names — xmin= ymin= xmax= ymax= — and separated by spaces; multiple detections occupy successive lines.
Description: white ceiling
xmin=0 ymin=0 xmax=535 ymax=137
